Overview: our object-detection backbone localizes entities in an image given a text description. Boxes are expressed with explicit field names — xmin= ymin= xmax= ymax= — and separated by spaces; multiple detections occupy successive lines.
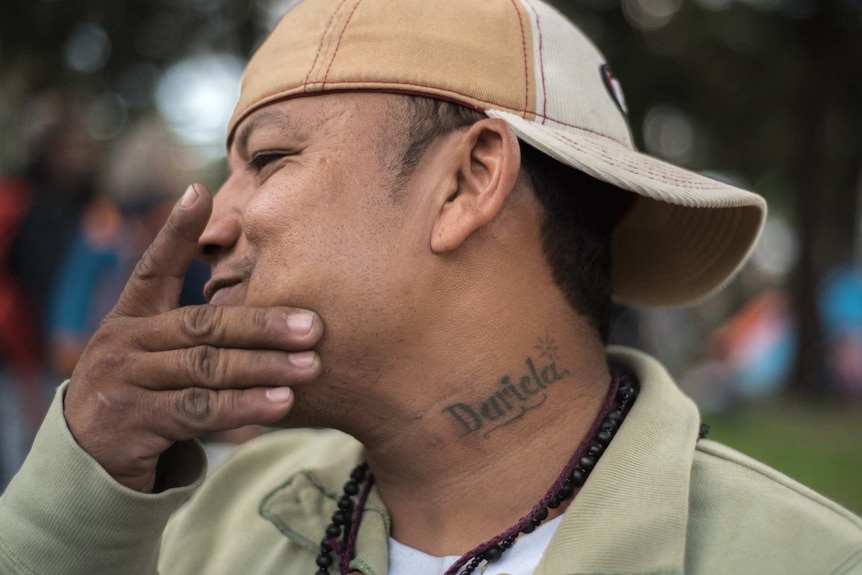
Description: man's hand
xmin=64 ymin=184 xmax=322 ymax=492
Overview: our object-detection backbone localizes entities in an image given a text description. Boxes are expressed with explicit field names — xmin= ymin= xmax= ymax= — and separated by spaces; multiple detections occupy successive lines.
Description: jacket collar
xmin=535 ymin=347 xmax=699 ymax=575
xmin=259 ymin=347 xmax=699 ymax=575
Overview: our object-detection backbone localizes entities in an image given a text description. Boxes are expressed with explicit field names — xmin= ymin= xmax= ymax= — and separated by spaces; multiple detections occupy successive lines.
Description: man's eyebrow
xmin=234 ymin=109 xmax=294 ymax=158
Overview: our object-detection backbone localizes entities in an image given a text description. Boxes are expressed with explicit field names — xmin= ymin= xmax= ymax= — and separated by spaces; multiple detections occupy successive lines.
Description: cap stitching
xmin=322 ymin=0 xmax=365 ymax=88
xmin=550 ymin=129 xmax=729 ymax=190
xmin=231 ymin=81 xmax=633 ymax=148
xmin=506 ymin=0 xmax=530 ymax=118
xmin=522 ymin=0 xmax=548 ymax=124
xmin=304 ymin=0 xmax=351 ymax=90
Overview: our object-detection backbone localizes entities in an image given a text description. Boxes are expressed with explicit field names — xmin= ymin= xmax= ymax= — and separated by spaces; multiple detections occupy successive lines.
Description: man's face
xmin=200 ymin=93 xmax=440 ymax=411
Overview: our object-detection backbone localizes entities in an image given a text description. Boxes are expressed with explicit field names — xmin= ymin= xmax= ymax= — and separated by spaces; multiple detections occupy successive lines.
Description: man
xmin=1 ymin=0 xmax=860 ymax=574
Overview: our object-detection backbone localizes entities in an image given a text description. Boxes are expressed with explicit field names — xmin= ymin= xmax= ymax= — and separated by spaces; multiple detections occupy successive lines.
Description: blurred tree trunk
xmin=789 ymin=1 xmax=860 ymax=398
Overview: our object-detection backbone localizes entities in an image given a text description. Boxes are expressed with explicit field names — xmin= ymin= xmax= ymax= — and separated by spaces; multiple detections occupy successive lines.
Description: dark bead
xmin=325 ymin=524 xmax=341 ymax=538
xmin=319 ymin=541 xmax=332 ymax=553
xmin=605 ymin=409 xmax=623 ymax=423
xmin=316 ymin=570 xmax=330 ymax=575
xmin=350 ymin=466 xmax=368 ymax=482
xmin=469 ymin=557 xmax=482 ymax=568
xmin=521 ymin=522 xmax=537 ymax=533
xmin=547 ymin=495 xmax=563 ymax=509
xmin=337 ymin=495 xmax=354 ymax=511
xmin=579 ymin=455 xmax=596 ymax=472
xmin=316 ymin=554 xmax=333 ymax=568
xmin=534 ymin=507 xmax=549 ymax=522
xmin=483 ymin=545 xmax=504 ymax=562
xmin=570 ymin=468 xmax=587 ymax=486
xmin=599 ymin=419 xmax=617 ymax=433
xmin=557 ymin=479 xmax=575 ymax=500
xmin=332 ymin=510 xmax=348 ymax=525
xmin=596 ymin=430 xmax=613 ymax=445
xmin=587 ymin=442 xmax=603 ymax=458
xmin=343 ymin=481 xmax=360 ymax=496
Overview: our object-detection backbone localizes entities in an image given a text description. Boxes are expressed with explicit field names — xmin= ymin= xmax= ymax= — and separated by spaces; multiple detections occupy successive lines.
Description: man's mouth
xmin=204 ymin=277 xmax=243 ymax=304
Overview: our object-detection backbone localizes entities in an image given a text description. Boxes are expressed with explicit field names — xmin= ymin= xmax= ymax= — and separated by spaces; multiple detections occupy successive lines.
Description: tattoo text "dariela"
xmin=442 ymin=350 xmax=570 ymax=439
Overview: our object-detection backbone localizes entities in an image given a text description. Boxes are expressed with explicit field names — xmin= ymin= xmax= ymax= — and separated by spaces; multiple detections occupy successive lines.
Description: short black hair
xmin=397 ymin=97 xmax=632 ymax=342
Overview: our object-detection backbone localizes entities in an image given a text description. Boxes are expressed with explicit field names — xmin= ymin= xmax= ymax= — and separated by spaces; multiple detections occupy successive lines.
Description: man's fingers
xmin=131 ymin=305 xmax=324 ymax=352
xmin=113 ymin=184 xmax=212 ymax=318
xmin=131 ymin=347 xmax=320 ymax=391
xmin=157 ymin=386 xmax=297 ymax=439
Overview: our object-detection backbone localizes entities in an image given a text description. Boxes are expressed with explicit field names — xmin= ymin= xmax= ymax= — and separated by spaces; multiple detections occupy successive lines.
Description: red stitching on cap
xmin=304 ymin=0 xmax=351 ymax=89
xmin=550 ymin=129 xmax=727 ymax=190
xmin=507 ymin=0 xmax=530 ymax=118
xmin=522 ymin=0 xmax=548 ymax=125
xmin=233 ymin=84 xmax=629 ymax=147
xmin=322 ymin=0 xmax=364 ymax=88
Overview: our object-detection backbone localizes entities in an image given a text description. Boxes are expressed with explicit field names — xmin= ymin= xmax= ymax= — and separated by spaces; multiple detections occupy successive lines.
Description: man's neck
xmin=355 ymin=320 xmax=611 ymax=556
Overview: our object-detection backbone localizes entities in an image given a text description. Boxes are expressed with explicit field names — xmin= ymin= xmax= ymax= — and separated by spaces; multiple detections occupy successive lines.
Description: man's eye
xmin=247 ymin=153 xmax=284 ymax=173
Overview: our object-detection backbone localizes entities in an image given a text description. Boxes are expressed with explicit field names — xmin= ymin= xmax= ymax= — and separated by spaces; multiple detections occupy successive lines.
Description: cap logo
xmin=600 ymin=64 xmax=628 ymax=116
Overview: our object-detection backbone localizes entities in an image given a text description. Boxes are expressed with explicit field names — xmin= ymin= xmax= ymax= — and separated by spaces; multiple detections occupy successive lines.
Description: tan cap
xmin=228 ymin=0 xmax=766 ymax=307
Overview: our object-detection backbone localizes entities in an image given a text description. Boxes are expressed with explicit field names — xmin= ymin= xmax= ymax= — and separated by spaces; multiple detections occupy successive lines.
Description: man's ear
xmin=431 ymin=118 xmax=521 ymax=254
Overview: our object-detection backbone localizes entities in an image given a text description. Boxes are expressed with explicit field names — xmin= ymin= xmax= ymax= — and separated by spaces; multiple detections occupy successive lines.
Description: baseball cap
xmin=227 ymin=0 xmax=767 ymax=307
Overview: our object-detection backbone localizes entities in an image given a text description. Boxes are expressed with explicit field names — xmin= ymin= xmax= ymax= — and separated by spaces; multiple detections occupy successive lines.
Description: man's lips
xmin=204 ymin=277 xmax=243 ymax=304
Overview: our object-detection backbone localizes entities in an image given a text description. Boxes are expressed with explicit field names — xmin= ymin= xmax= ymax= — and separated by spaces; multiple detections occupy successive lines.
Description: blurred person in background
xmin=44 ymin=117 xmax=246 ymax=457
xmin=0 ymin=90 xmax=100 ymax=488
xmin=46 ymin=117 xmax=208 ymax=377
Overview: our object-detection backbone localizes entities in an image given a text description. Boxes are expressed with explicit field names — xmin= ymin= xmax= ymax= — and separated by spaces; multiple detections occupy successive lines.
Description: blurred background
xmin=0 ymin=0 xmax=860 ymax=509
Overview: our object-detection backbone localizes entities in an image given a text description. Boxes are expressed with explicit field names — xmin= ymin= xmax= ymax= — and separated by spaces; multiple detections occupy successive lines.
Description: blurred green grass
xmin=704 ymin=401 xmax=862 ymax=515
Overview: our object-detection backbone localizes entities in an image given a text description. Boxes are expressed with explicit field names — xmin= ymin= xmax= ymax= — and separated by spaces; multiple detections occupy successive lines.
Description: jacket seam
xmin=258 ymin=473 xmax=320 ymax=552
xmin=0 ymin=536 xmax=38 ymax=575
xmin=829 ymin=546 xmax=862 ymax=575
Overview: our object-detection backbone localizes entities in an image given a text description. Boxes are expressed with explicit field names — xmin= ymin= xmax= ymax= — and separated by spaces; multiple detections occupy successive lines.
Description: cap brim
xmin=487 ymin=110 xmax=767 ymax=308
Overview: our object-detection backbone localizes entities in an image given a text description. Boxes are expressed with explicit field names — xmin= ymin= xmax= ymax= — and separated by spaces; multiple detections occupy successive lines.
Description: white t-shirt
xmin=388 ymin=515 xmax=563 ymax=575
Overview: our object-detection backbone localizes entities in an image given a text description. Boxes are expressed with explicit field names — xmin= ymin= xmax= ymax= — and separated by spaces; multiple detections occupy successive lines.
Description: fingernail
xmin=266 ymin=387 xmax=292 ymax=403
xmin=285 ymin=312 xmax=314 ymax=335
xmin=180 ymin=185 xmax=198 ymax=207
xmin=289 ymin=351 xmax=315 ymax=368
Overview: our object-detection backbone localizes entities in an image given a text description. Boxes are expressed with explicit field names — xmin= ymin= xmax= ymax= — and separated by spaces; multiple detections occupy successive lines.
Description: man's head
xmin=201 ymin=0 xmax=767 ymax=427
xmin=203 ymin=90 xmax=558 ymax=428
xmin=227 ymin=0 xmax=766 ymax=309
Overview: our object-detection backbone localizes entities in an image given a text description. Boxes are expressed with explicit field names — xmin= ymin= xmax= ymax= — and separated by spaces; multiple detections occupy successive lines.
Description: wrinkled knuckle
xmin=177 ymin=387 xmax=213 ymax=422
xmin=133 ymin=250 xmax=157 ymax=282
xmin=189 ymin=345 xmax=220 ymax=382
xmin=89 ymin=320 xmax=126 ymax=350
xmin=181 ymin=305 xmax=219 ymax=339
xmin=100 ymin=348 xmax=130 ymax=373
xmin=251 ymin=309 xmax=269 ymax=330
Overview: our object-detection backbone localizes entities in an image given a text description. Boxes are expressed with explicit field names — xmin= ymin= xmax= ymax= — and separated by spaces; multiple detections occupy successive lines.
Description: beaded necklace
xmin=314 ymin=366 xmax=639 ymax=575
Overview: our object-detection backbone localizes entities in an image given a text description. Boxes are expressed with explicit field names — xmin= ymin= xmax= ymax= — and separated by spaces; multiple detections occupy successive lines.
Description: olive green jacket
xmin=1 ymin=347 xmax=860 ymax=575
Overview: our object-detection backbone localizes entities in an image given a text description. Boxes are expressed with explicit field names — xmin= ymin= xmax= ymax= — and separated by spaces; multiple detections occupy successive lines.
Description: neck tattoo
xmin=313 ymin=366 xmax=639 ymax=575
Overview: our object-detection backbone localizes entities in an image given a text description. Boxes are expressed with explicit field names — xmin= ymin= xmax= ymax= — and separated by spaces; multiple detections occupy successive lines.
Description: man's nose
xmin=198 ymin=176 xmax=246 ymax=263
